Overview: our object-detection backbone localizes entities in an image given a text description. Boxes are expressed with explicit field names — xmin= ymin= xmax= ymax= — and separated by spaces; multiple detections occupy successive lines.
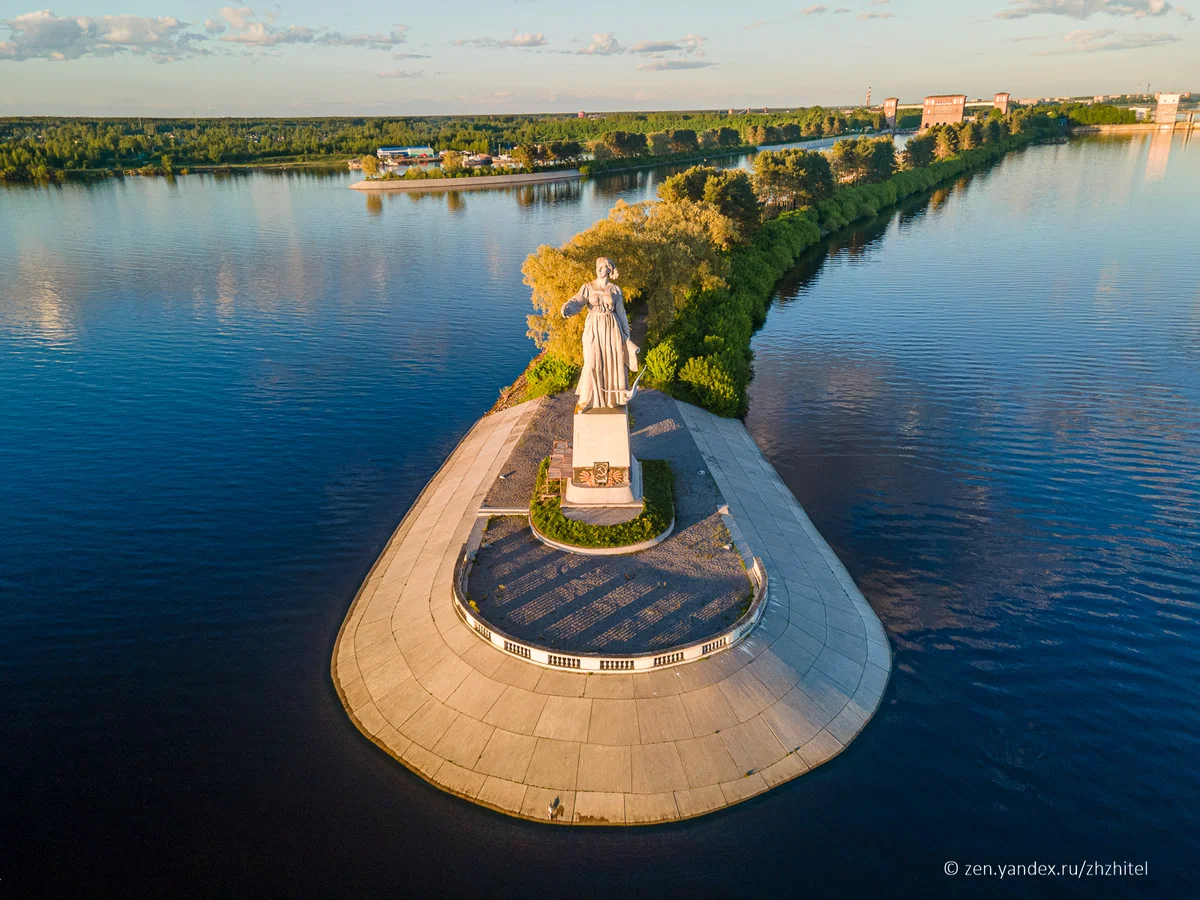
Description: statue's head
xmin=595 ymin=257 xmax=619 ymax=280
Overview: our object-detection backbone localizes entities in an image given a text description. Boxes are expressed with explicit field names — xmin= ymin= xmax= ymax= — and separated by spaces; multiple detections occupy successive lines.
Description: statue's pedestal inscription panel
xmin=566 ymin=406 xmax=641 ymax=506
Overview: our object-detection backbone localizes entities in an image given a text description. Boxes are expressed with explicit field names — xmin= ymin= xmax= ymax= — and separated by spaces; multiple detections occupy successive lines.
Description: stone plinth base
xmin=565 ymin=405 xmax=643 ymax=507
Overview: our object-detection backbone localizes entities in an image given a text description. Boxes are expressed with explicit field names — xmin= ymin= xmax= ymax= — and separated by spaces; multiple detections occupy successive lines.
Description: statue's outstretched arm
xmin=560 ymin=285 xmax=587 ymax=318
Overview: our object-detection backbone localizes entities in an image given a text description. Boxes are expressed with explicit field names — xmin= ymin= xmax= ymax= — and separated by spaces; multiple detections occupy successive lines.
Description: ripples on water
xmin=1 ymin=135 xmax=1198 ymax=897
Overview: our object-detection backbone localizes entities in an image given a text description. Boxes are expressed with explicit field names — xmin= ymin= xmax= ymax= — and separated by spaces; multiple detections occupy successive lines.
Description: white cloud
xmin=579 ymin=32 xmax=622 ymax=54
xmin=1176 ymin=2 xmax=1194 ymax=18
xmin=222 ymin=22 xmax=312 ymax=45
xmin=1031 ymin=26 xmax=1180 ymax=49
xmin=637 ymin=58 xmax=717 ymax=70
xmin=858 ymin=10 xmax=895 ymax=18
xmin=0 ymin=8 xmax=411 ymax=61
xmin=803 ymin=5 xmax=828 ymax=13
xmin=0 ymin=9 xmax=204 ymax=61
xmin=995 ymin=0 xmax=1171 ymax=20
xmin=630 ymin=33 xmax=705 ymax=54
xmin=218 ymin=6 xmax=254 ymax=30
xmin=217 ymin=11 xmax=408 ymax=50
xmin=393 ymin=51 xmax=430 ymax=59
xmin=318 ymin=28 xmax=409 ymax=50
xmin=378 ymin=68 xmax=421 ymax=78
xmin=454 ymin=30 xmax=547 ymax=49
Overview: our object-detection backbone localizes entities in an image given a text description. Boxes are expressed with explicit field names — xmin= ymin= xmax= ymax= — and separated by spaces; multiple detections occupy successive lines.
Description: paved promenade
xmin=332 ymin=396 xmax=891 ymax=825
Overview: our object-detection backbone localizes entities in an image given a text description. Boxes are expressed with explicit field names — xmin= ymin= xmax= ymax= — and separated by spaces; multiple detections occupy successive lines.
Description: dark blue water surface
xmin=2 ymin=134 xmax=1198 ymax=898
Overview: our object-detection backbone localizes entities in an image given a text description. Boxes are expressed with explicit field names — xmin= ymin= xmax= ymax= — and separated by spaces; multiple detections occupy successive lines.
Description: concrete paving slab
xmin=576 ymin=743 xmax=632 ymax=794
xmin=431 ymin=715 xmax=495 ymax=770
xmin=719 ymin=772 xmax=769 ymax=805
xmin=434 ymin=760 xmax=487 ymax=799
xmin=401 ymin=699 xmax=459 ymax=749
xmin=624 ymin=791 xmax=680 ymax=824
xmin=760 ymin=751 xmax=809 ymax=787
xmin=522 ymin=786 xmax=575 ymax=824
xmin=798 ymin=729 xmax=846 ymax=768
xmin=675 ymin=733 xmax=742 ymax=788
xmin=482 ymin=685 xmax=548 ymax=736
xmin=477 ymin=776 xmax=528 ymax=814
xmin=587 ymin=699 xmax=641 ymax=745
xmin=533 ymin=696 xmax=593 ymax=743
xmin=674 ymin=784 xmax=727 ymax=819
xmin=583 ymin=674 xmax=635 ymax=699
xmin=761 ymin=686 xmax=830 ymax=751
xmin=635 ymin=695 xmax=693 ymax=743
xmin=680 ymin=683 xmax=739 ymax=737
xmin=376 ymin=676 xmax=431 ymax=729
xmin=630 ymin=742 xmax=691 ymax=794
xmin=421 ymin=653 xmax=474 ymax=703
xmin=342 ymin=677 xmax=371 ymax=712
xmin=525 ymin=738 xmax=581 ymax=791
xmin=534 ymin=669 xmax=589 ymax=698
xmin=719 ymin=715 xmax=788 ymax=775
xmin=445 ymin=668 xmax=507 ymax=720
xmin=401 ymin=740 xmax=444 ymax=779
xmin=574 ymin=791 xmax=625 ymax=825
xmin=354 ymin=701 xmax=388 ymax=737
xmin=474 ymin=729 xmax=537 ymax=782
xmin=716 ymin=667 xmax=778 ymax=723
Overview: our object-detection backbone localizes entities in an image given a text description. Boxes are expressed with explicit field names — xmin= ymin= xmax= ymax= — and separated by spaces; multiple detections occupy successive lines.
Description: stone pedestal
xmin=564 ymin=405 xmax=643 ymax=508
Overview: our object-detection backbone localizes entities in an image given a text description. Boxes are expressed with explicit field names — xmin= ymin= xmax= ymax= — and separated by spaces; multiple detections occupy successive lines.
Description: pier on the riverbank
xmin=331 ymin=391 xmax=890 ymax=825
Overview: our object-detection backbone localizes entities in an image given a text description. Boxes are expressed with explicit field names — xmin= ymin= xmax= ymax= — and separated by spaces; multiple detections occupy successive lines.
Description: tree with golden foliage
xmin=524 ymin=198 xmax=739 ymax=362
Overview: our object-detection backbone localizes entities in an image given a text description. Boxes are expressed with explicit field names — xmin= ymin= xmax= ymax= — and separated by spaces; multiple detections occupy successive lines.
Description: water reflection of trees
xmin=397 ymin=189 xmax=466 ymax=214
xmin=512 ymin=180 xmax=584 ymax=208
xmin=771 ymin=185 xmax=946 ymax=309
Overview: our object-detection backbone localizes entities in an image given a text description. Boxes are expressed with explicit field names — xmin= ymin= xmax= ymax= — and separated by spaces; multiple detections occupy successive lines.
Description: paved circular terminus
xmin=332 ymin=395 xmax=892 ymax=825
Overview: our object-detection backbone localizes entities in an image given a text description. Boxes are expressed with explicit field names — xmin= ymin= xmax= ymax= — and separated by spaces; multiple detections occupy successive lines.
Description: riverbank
xmin=1071 ymin=122 xmax=1198 ymax=133
xmin=349 ymin=169 xmax=583 ymax=192
xmin=580 ymin=144 xmax=759 ymax=177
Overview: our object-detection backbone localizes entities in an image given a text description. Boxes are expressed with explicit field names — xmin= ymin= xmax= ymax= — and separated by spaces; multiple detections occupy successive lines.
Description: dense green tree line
xmin=1046 ymin=102 xmax=1138 ymax=126
xmin=0 ymin=107 xmax=880 ymax=182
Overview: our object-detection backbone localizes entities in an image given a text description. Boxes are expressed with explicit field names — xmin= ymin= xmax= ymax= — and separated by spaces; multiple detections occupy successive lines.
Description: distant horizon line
xmin=3 ymin=94 xmax=1183 ymax=121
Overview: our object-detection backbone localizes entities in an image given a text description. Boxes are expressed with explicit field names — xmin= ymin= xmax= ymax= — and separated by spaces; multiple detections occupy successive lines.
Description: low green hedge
xmin=530 ymin=457 xmax=674 ymax=548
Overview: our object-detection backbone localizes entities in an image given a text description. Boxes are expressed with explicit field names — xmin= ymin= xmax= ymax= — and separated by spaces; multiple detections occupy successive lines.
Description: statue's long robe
xmin=561 ymin=281 xmax=631 ymax=410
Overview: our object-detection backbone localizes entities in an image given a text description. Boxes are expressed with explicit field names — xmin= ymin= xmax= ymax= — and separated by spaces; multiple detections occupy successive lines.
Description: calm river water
xmin=2 ymin=134 xmax=1198 ymax=897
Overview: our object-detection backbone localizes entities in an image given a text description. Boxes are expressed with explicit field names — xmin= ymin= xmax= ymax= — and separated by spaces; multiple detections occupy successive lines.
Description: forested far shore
xmin=0 ymin=107 xmax=886 ymax=182
xmin=0 ymin=101 xmax=1143 ymax=184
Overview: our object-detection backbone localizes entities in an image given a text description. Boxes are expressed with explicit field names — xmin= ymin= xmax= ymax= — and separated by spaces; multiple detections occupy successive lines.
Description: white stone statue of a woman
xmin=561 ymin=257 xmax=639 ymax=410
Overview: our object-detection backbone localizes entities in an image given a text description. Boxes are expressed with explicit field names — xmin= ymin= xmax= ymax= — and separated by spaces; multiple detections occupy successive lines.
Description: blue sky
xmin=0 ymin=0 xmax=1195 ymax=115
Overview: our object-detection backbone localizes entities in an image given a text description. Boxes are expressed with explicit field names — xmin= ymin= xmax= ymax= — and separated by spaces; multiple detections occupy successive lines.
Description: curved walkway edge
xmin=331 ymin=396 xmax=891 ymax=825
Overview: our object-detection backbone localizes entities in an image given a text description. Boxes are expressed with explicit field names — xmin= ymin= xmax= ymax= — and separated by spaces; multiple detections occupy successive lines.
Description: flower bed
xmin=530 ymin=457 xmax=673 ymax=549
